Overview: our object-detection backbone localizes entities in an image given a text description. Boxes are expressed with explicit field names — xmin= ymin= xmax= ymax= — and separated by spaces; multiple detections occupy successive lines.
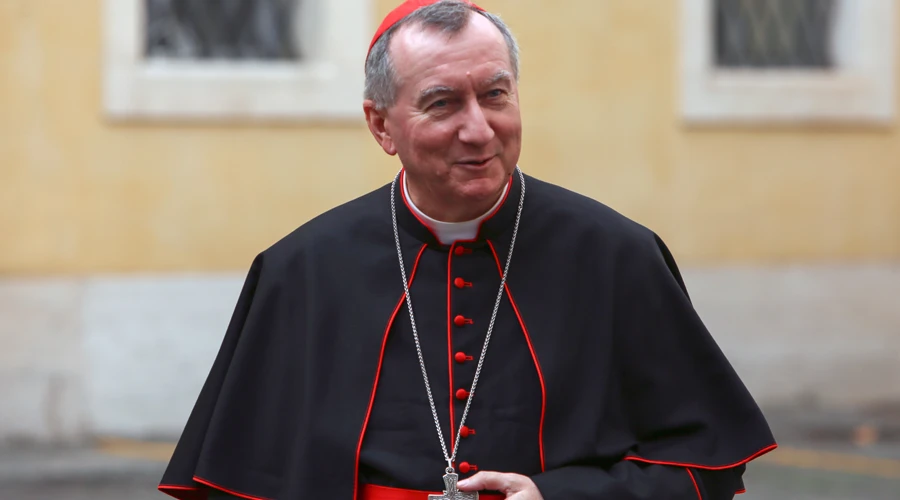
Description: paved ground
xmin=1 ymin=447 xmax=898 ymax=500
xmin=0 ymin=480 xmax=163 ymax=500
xmin=744 ymin=463 xmax=899 ymax=500
xmin=0 ymin=448 xmax=164 ymax=500
xmin=2 ymin=410 xmax=900 ymax=499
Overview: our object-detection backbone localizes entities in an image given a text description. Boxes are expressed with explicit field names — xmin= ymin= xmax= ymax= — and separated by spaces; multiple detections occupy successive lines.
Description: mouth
xmin=456 ymin=155 xmax=496 ymax=168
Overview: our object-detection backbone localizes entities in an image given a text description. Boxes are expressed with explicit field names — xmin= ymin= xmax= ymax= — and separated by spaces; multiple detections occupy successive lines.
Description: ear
xmin=363 ymin=99 xmax=397 ymax=156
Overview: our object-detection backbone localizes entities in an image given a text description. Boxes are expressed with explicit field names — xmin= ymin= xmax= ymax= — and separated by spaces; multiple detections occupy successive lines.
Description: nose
xmin=457 ymin=102 xmax=495 ymax=146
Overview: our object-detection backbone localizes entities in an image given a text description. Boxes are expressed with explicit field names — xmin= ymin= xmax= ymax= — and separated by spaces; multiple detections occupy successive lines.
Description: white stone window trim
xmin=102 ymin=0 xmax=372 ymax=122
xmin=680 ymin=0 xmax=896 ymax=125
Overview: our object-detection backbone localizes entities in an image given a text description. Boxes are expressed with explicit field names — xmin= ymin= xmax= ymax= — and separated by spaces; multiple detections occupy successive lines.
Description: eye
xmin=431 ymin=99 xmax=449 ymax=108
xmin=486 ymin=89 xmax=505 ymax=98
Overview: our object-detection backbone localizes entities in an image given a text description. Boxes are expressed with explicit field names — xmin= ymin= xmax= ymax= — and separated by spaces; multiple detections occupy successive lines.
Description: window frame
xmin=680 ymin=0 xmax=896 ymax=125
xmin=102 ymin=0 xmax=372 ymax=122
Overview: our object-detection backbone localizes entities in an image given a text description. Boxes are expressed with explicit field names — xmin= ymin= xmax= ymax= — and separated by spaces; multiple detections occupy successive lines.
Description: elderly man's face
xmin=368 ymin=13 xmax=522 ymax=221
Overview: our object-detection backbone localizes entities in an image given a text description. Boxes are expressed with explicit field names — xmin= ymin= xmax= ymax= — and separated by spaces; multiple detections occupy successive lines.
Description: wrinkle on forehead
xmin=418 ymin=70 xmax=511 ymax=99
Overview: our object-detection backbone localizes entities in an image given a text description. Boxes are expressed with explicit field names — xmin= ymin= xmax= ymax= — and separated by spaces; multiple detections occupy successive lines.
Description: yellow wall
xmin=2 ymin=0 xmax=898 ymax=274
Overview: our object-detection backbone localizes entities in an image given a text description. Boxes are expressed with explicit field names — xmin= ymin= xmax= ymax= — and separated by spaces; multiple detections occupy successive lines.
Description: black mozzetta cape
xmin=159 ymin=170 xmax=776 ymax=500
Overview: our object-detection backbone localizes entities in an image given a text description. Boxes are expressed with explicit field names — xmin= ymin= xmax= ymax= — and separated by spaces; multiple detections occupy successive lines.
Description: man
xmin=159 ymin=1 xmax=776 ymax=499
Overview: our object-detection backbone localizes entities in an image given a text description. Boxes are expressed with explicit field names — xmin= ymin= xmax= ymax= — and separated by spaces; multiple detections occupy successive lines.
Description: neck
xmin=405 ymin=177 xmax=505 ymax=223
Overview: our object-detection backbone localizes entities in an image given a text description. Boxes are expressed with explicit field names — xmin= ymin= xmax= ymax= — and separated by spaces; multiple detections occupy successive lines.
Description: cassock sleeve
xmin=531 ymin=231 xmax=772 ymax=500
xmin=531 ymin=461 xmax=744 ymax=500
xmin=206 ymin=491 xmax=243 ymax=499
xmin=158 ymin=253 xmax=270 ymax=499
xmin=614 ymin=233 xmax=774 ymax=467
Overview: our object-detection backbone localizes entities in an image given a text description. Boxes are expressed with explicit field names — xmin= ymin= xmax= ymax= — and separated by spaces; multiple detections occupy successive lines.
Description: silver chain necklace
xmin=390 ymin=167 xmax=526 ymax=499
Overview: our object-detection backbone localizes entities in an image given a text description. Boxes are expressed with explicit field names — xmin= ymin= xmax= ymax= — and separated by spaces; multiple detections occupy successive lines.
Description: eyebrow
xmin=417 ymin=85 xmax=457 ymax=108
xmin=415 ymin=70 xmax=514 ymax=108
xmin=480 ymin=70 xmax=513 ymax=88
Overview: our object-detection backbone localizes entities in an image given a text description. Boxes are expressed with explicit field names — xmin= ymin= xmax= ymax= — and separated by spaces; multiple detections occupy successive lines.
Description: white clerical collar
xmin=403 ymin=173 xmax=510 ymax=245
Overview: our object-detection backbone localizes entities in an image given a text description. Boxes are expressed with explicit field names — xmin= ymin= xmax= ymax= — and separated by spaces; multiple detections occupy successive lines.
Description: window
xmin=144 ymin=0 xmax=302 ymax=61
xmin=714 ymin=0 xmax=836 ymax=69
xmin=681 ymin=0 xmax=896 ymax=124
xmin=103 ymin=0 xmax=372 ymax=121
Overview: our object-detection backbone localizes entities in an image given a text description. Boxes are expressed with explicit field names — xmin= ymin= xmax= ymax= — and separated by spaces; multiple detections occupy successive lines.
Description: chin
xmin=456 ymin=176 xmax=507 ymax=202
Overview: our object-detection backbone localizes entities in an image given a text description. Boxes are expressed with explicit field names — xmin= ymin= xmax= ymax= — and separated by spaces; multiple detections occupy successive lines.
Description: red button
xmin=454 ymin=352 xmax=473 ymax=363
xmin=455 ymin=389 xmax=469 ymax=400
xmin=454 ymin=315 xmax=468 ymax=327
xmin=459 ymin=462 xmax=477 ymax=474
xmin=454 ymin=277 xmax=466 ymax=288
xmin=454 ymin=246 xmax=466 ymax=256
xmin=460 ymin=425 xmax=475 ymax=438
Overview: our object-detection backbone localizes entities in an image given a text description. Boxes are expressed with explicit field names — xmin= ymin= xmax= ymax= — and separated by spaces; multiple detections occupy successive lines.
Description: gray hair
xmin=364 ymin=0 xmax=520 ymax=110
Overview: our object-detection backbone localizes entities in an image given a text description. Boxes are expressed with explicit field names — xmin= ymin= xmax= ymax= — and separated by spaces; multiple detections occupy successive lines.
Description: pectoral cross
xmin=428 ymin=471 xmax=478 ymax=500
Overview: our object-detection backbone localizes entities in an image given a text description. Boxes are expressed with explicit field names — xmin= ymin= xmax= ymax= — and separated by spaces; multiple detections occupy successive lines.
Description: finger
xmin=457 ymin=471 xmax=516 ymax=493
xmin=506 ymin=492 xmax=542 ymax=500
xmin=498 ymin=479 xmax=543 ymax=500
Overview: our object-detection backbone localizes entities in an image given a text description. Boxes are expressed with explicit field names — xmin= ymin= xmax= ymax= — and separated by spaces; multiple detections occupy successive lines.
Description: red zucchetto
xmin=367 ymin=0 xmax=485 ymax=60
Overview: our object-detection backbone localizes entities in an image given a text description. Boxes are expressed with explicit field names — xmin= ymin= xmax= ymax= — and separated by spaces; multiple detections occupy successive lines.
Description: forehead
xmin=389 ymin=13 xmax=512 ymax=93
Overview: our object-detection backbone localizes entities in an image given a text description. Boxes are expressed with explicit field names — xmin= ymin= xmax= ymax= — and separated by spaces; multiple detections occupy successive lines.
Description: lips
xmin=457 ymin=155 xmax=495 ymax=167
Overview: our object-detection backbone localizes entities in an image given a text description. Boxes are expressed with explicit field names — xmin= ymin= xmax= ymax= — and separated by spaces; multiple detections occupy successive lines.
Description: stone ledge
xmin=0 ymin=445 xmax=165 ymax=485
xmin=1 ymin=264 xmax=898 ymax=444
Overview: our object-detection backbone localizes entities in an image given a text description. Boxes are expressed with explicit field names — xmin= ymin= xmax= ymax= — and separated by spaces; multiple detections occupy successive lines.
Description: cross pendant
xmin=427 ymin=472 xmax=478 ymax=500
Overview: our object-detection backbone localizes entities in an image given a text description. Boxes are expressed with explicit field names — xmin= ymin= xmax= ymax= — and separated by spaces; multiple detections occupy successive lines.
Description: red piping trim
xmin=448 ymin=175 xmax=514 ymax=246
xmin=158 ymin=485 xmax=201 ymax=491
xmin=159 ymin=484 xmax=205 ymax=500
xmin=353 ymin=244 xmax=429 ymax=500
xmin=399 ymin=170 xmax=443 ymax=243
xmin=447 ymin=245 xmax=456 ymax=446
xmin=472 ymin=173 xmax=514 ymax=238
xmin=623 ymin=443 xmax=778 ymax=471
xmin=487 ymin=240 xmax=546 ymax=472
xmin=735 ymin=488 xmax=747 ymax=495
xmin=400 ymin=170 xmax=513 ymax=245
xmin=686 ymin=469 xmax=702 ymax=500
xmin=192 ymin=476 xmax=270 ymax=500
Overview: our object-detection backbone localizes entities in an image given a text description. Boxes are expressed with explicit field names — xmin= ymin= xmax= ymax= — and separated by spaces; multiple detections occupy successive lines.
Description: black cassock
xmin=159 ymin=171 xmax=776 ymax=500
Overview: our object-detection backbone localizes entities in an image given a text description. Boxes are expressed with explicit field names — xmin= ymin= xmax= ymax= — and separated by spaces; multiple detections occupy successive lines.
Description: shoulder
xmin=524 ymin=174 xmax=686 ymax=289
xmin=525 ymin=174 xmax=660 ymax=252
xmin=526 ymin=174 xmax=687 ymax=296
xmin=251 ymin=182 xmax=393 ymax=272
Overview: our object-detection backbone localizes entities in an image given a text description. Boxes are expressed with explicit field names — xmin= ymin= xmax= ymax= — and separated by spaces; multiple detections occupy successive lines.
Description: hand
xmin=457 ymin=472 xmax=544 ymax=500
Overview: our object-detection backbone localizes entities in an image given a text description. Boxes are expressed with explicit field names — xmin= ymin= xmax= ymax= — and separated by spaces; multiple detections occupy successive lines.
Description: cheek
xmin=406 ymin=123 xmax=455 ymax=157
xmin=496 ymin=117 xmax=522 ymax=146
xmin=490 ymin=106 xmax=521 ymax=133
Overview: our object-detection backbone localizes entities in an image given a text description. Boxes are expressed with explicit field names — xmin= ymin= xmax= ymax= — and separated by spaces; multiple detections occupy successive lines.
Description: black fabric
xmin=357 ymin=234 xmax=544 ymax=489
xmin=695 ymin=466 xmax=747 ymax=499
xmin=532 ymin=462 xmax=693 ymax=500
xmin=532 ymin=463 xmax=744 ymax=500
xmin=206 ymin=491 xmax=239 ymax=499
xmin=159 ymin=170 xmax=776 ymax=499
